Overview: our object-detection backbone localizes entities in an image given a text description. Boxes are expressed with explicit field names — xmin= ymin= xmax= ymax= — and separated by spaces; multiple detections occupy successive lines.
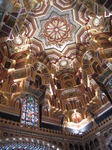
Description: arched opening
xmin=15 ymin=98 xmax=21 ymax=109
xmin=58 ymin=142 xmax=63 ymax=149
xmin=104 ymin=132 xmax=108 ymax=138
xmin=69 ymin=143 xmax=74 ymax=150
xmin=108 ymin=140 xmax=112 ymax=150
xmin=35 ymin=75 xmax=42 ymax=88
xmin=90 ymin=141 xmax=95 ymax=150
xmin=85 ymin=143 xmax=90 ymax=150
xmin=53 ymin=141 xmax=57 ymax=145
xmin=80 ymin=145 xmax=83 ymax=150
xmin=94 ymin=138 xmax=99 ymax=148
xmin=74 ymin=144 xmax=79 ymax=150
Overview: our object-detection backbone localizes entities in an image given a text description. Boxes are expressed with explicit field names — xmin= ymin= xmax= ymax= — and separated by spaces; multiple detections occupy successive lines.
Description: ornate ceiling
xmin=0 ymin=0 xmax=112 ymax=135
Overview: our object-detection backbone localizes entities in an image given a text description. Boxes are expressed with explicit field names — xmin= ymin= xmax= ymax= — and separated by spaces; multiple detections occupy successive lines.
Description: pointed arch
xmin=94 ymin=138 xmax=99 ymax=148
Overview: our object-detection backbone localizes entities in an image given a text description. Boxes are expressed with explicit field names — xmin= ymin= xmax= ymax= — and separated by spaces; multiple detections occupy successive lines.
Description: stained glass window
xmin=21 ymin=95 xmax=38 ymax=127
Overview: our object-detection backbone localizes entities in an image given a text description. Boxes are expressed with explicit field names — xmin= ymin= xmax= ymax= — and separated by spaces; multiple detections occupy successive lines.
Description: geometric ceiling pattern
xmin=32 ymin=1 xmax=90 ymax=53
xmin=29 ymin=0 xmax=92 ymax=67
xmin=34 ymin=6 xmax=81 ymax=51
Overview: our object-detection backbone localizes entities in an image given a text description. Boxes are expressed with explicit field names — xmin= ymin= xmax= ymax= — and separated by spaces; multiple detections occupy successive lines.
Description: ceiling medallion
xmin=59 ymin=60 xmax=68 ymax=67
xmin=34 ymin=6 xmax=81 ymax=51
xmin=92 ymin=17 xmax=100 ymax=27
xmin=44 ymin=17 xmax=70 ymax=43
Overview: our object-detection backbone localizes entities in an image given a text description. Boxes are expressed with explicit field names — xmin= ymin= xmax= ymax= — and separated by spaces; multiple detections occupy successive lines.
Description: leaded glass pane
xmin=21 ymin=95 xmax=38 ymax=127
